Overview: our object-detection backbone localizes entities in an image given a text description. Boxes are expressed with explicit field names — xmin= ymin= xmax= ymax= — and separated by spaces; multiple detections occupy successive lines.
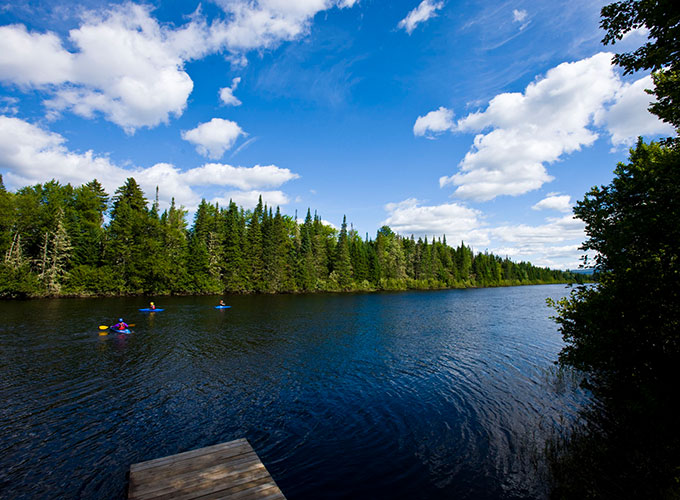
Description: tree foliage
xmin=553 ymin=140 xmax=679 ymax=391
xmin=0 ymin=178 xmax=585 ymax=298
xmin=601 ymin=0 xmax=680 ymax=132
xmin=549 ymin=140 xmax=680 ymax=497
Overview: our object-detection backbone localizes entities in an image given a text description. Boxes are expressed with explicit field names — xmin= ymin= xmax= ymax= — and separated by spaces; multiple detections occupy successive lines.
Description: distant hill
xmin=567 ymin=268 xmax=595 ymax=275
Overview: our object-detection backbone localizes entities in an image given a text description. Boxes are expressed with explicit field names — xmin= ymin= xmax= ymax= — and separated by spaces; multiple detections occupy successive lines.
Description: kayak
xmin=139 ymin=308 xmax=164 ymax=312
xmin=215 ymin=305 xmax=231 ymax=309
xmin=110 ymin=327 xmax=131 ymax=334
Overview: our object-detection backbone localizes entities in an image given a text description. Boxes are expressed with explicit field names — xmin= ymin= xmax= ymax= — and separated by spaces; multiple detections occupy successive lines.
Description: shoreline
xmin=0 ymin=278 xmax=592 ymax=300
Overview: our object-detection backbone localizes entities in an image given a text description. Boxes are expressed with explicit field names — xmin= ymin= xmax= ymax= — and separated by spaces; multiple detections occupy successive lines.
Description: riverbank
xmin=0 ymin=275 xmax=592 ymax=299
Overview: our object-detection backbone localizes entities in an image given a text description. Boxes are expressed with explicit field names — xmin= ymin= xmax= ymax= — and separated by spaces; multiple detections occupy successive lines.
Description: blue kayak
xmin=215 ymin=305 xmax=231 ymax=309
xmin=139 ymin=308 xmax=164 ymax=312
xmin=110 ymin=327 xmax=131 ymax=334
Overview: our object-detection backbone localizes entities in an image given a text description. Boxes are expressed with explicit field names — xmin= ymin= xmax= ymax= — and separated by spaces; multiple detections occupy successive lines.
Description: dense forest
xmin=0 ymin=175 xmax=585 ymax=298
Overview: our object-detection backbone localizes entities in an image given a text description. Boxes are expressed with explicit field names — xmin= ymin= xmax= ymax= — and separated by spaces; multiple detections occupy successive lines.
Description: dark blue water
xmin=0 ymin=285 xmax=586 ymax=499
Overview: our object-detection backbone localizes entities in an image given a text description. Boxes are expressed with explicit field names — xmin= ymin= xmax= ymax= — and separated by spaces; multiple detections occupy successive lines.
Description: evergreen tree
xmin=0 ymin=177 xmax=582 ymax=297
xmin=223 ymin=201 xmax=246 ymax=292
xmin=333 ymin=215 xmax=353 ymax=289
xmin=106 ymin=178 xmax=151 ymax=291
xmin=159 ymin=198 xmax=189 ymax=292
xmin=0 ymin=178 xmax=14 ymax=258
xmin=71 ymin=180 xmax=108 ymax=268
xmin=349 ymin=227 xmax=370 ymax=284
xmin=296 ymin=209 xmax=317 ymax=290
xmin=247 ymin=197 xmax=265 ymax=292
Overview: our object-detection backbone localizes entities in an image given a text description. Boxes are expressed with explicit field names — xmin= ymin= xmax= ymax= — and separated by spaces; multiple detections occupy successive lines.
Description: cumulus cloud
xmin=181 ymin=162 xmax=299 ymax=189
xmin=0 ymin=1 xmax=359 ymax=132
xmin=413 ymin=106 xmax=454 ymax=137
xmin=382 ymin=198 xmax=490 ymax=247
xmin=532 ymin=193 xmax=572 ymax=213
xmin=0 ymin=24 xmax=74 ymax=86
xmin=219 ymin=77 xmax=242 ymax=106
xmin=419 ymin=53 xmax=673 ymax=202
xmin=489 ymin=214 xmax=586 ymax=269
xmin=181 ymin=118 xmax=246 ymax=159
xmin=595 ymin=74 xmax=675 ymax=146
xmin=398 ymin=0 xmax=444 ymax=35
xmin=0 ymin=6 xmax=193 ymax=133
xmin=213 ymin=190 xmax=290 ymax=209
xmin=440 ymin=53 xmax=620 ymax=201
xmin=0 ymin=115 xmax=298 ymax=212
xmin=0 ymin=114 xmax=124 ymax=189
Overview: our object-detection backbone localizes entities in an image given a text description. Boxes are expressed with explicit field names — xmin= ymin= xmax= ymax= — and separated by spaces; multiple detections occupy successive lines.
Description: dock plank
xmin=128 ymin=439 xmax=286 ymax=500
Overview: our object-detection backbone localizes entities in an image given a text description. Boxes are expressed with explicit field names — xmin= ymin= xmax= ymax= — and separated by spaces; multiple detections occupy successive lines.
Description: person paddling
xmin=219 ymin=299 xmax=226 ymax=306
xmin=149 ymin=301 xmax=156 ymax=310
xmin=113 ymin=318 xmax=128 ymax=331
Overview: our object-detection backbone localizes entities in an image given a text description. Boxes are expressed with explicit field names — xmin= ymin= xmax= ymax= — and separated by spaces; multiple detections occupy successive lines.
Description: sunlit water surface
xmin=0 ymin=285 xmax=586 ymax=499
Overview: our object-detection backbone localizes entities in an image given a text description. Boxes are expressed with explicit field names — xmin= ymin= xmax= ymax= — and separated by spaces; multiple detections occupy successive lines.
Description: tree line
xmin=0 ymin=176 xmax=585 ymax=298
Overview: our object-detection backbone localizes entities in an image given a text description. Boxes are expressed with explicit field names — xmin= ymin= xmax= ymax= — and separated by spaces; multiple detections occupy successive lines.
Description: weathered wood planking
xmin=128 ymin=438 xmax=286 ymax=500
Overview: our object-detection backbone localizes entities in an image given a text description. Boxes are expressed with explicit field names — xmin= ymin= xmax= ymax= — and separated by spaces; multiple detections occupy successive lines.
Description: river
xmin=0 ymin=285 xmax=586 ymax=499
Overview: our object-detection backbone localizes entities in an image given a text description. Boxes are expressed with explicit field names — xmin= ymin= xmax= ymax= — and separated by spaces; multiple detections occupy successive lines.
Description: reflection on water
xmin=0 ymin=286 xmax=587 ymax=499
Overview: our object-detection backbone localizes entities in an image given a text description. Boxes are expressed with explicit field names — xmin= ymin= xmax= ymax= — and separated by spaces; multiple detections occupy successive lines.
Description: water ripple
xmin=0 ymin=286 xmax=588 ymax=499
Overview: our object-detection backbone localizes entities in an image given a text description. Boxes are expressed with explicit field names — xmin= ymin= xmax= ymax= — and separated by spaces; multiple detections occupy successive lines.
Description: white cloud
xmin=296 ymin=216 xmax=337 ymax=229
xmin=437 ymin=53 xmax=619 ymax=201
xmin=0 ymin=97 xmax=19 ymax=115
xmin=0 ymin=2 xmax=359 ymax=132
xmin=214 ymin=190 xmax=290 ymax=209
xmin=422 ymin=53 xmax=672 ymax=202
xmin=0 ymin=24 xmax=74 ymax=86
xmin=182 ymin=162 xmax=299 ymax=190
xmin=0 ymin=6 xmax=193 ymax=133
xmin=0 ymin=115 xmax=117 ymax=188
xmin=512 ymin=8 xmax=529 ymax=30
xmin=489 ymin=214 xmax=587 ymax=269
xmin=492 ymin=214 xmax=584 ymax=245
xmin=208 ymin=0 xmax=359 ymax=52
xmin=595 ymin=74 xmax=675 ymax=146
xmin=398 ymin=0 xmax=444 ymax=35
xmin=0 ymin=115 xmax=298 ymax=213
xmin=321 ymin=219 xmax=338 ymax=229
xmin=382 ymin=198 xmax=490 ymax=247
xmin=512 ymin=9 xmax=528 ymax=23
xmin=532 ymin=193 xmax=572 ymax=213
xmin=219 ymin=77 xmax=242 ymax=106
xmin=620 ymin=26 xmax=649 ymax=41
xmin=181 ymin=118 xmax=246 ymax=159
xmin=413 ymin=106 xmax=454 ymax=137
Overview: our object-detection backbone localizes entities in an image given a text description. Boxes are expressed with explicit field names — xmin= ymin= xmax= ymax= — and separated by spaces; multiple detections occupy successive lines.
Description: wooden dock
xmin=128 ymin=438 xmax=286 ymax=500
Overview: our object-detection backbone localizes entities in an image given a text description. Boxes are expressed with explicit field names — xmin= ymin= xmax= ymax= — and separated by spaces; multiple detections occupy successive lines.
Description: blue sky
xmin=0 ymin=0 xmax=672 ymax=269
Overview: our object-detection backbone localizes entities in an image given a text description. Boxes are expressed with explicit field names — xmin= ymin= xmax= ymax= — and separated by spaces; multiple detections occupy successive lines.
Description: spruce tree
xmin=247 ymin=196 xmax=265 ymax=292
xmin=223 ymin=200 xmax=246 ymax=292
xmin=333 ymin=215 xmax=353 ymax=289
